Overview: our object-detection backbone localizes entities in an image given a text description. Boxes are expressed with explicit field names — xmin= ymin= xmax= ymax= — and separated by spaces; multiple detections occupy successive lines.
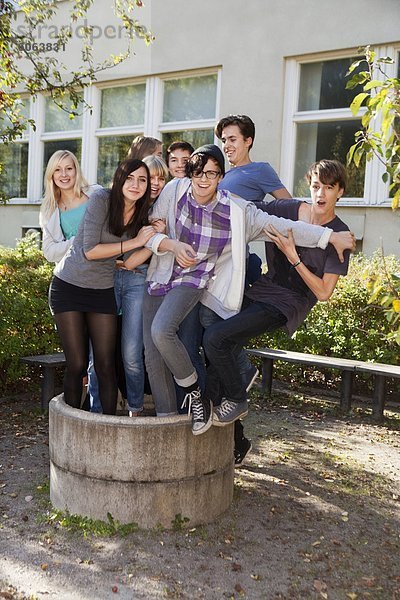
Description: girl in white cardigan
xmin=40 ymin=150 xmax=101 ymax=263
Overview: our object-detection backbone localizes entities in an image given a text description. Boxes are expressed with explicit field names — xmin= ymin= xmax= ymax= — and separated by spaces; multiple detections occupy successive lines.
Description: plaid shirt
xmin=148 ymin=187 xmax=231 ymax=296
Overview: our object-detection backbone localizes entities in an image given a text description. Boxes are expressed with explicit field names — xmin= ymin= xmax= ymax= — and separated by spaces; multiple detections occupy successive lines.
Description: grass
xmin=43 ymin=509 xmax=139 ymax=538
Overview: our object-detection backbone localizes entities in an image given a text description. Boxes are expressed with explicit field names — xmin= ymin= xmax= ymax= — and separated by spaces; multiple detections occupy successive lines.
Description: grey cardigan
xmin=54 ymin=187 xmax=126 ymax=289
xmin=146 ymin=178 xmax=333 ymax=319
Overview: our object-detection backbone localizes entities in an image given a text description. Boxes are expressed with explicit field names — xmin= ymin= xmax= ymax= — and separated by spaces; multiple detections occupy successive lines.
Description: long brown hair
xmin=127 ymin=135 xmax=162 ymax=160
xmin=108 ymin=159 xmax=152 ymax=237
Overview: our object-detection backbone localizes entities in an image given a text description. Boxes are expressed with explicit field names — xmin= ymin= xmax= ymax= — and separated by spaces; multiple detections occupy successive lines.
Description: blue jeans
xmin=143 ymin=286 xmax=204 ymax=415
xmin=176 ymin=303 xmax=206 ymax=413
xmin=88 ymin=343 xmax=102 ymax=413
xmin=202 ymin=299 xmax=287 ymax=404
xmin=200 ymin=305 xmax=252 ymax=402
xmin=114 ymin=266 xmax=147 ymax=412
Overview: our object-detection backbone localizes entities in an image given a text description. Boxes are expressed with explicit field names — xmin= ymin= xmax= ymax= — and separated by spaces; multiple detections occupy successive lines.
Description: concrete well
xmin=49 ymin=395 xmax=234 ymax=529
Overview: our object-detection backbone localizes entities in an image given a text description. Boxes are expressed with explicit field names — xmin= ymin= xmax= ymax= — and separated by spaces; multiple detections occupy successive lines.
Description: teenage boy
xmin=214 ymin=113 xmax=292 ymax=460
xmin=215 ymin=114 xmax=291 ymax=202
xmin=164 ymin=139 xmax=205 ymax=410
xmin=143 ymin=147 xmax=355 ymax=435
xmin=166 ymin=141 xmax=194 ymax=179
xmin=202 ymin=159 xmax=352 ymax=429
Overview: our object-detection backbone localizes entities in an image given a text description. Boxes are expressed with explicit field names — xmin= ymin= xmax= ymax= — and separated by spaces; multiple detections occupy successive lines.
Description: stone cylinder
xmin=49 ymin=395 xmax=234 ymax=529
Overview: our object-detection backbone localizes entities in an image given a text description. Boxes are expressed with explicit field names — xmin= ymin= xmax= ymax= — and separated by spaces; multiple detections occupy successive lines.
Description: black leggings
xmin=54 ymin=311 xmax=118 ymax=414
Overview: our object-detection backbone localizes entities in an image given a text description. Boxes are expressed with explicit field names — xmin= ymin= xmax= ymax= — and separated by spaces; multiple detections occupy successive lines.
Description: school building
xmin=1 ymin=0 xmax=399 ymax=257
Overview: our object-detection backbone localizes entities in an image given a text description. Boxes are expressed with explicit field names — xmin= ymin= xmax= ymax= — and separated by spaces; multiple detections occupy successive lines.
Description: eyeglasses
xmin=192 ymin=170 xmax=221 ymax=180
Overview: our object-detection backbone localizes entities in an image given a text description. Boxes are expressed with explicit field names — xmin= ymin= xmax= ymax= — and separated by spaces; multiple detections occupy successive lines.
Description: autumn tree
xmin=0 ymin=0 xmax=153 ymax=165
xmin=346 ymin=46 xmax=400 ymax=344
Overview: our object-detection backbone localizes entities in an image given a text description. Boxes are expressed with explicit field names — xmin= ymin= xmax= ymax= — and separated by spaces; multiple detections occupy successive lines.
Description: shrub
xmin=0 ymin=242 xmax=399 ymax=400
xmin=0 ymin=236 xmax=60 ymax=394
xmin=248 ymin=252 xmax=400 ymax=396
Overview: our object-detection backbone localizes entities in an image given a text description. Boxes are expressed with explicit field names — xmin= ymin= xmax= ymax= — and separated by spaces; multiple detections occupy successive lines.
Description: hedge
xmin=248 ymin=252 xmax=400 ymax=398
xmin=0 ymin=236 xmax=59 ymax=394
xmin=0 ymin=238 xmax=399 ymax=399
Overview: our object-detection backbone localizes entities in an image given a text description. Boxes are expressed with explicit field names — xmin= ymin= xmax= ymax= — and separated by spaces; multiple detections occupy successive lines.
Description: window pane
xmin=97 ymin=136 xmax=133 ymax=187
xmin=43 ymin=140 xmax=82 ymax=178
xmin=294 ymin=121 xmax=365 ymax=197
xmin=163 ymin=75 xmax=217 ymax=122
xmin=1 ymin=97 xmax=30 ymax=128
xmin=100 ymin=85 xmax=146 ymax=128
xmin=299 ymin=58 xmax=362 ymax=111
xmin=162 ymin=129 xmax=214 ymax=152
xmin=0 ymin=143 xmax=28 ymax=199
xmin=45 ymin=95 xmax=83 ymax=132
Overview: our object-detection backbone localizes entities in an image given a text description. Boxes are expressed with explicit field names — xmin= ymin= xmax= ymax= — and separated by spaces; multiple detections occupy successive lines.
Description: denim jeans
xmin=176 ymin=303 xmax=206 ymax=413
xmin=88 ymin=343 xmax=102 ymax=413
xmin=202 ymin=299 xmax=287 ymax=404
xmin=114 ymin=265 xmax=147 ymax=412
xmin=200 ymin=305 xmax=251 ymax=403
xmin=143 ymin=286 xmax=204 ymax=415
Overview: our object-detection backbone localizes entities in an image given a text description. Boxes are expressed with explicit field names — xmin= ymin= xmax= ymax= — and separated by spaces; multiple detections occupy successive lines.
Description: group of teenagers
xmin=40 ymin=114 xmax=355 ymax=465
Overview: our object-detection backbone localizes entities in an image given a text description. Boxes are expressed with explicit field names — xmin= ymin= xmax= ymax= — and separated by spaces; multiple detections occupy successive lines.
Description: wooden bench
xmin=246 ymin=347 xmax=400 ymax=422
xmin=21 ymin=352 xmax=66 ymax=410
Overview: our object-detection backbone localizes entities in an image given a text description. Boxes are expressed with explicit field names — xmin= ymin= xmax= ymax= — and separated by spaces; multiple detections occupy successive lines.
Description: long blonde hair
xmin=40 ymin=150 xmax=88 ymax=225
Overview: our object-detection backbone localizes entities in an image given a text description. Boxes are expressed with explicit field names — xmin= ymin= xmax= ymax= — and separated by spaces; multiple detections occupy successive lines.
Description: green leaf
xmin=350 ymin=93 xmax=369 ymax=116
xmin=353 ymin=144 xmax=365 ymax=168
xmin=364 ymin=80 xmax=383 ymax=91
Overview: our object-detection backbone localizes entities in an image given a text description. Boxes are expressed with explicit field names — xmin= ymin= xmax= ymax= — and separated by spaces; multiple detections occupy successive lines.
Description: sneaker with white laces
xmin=180 ymin=387 xmax=212 ymax=435
xmin=213 ymin=399 xmax=248 ymax=426
xmin=191 ymin=395 xmax=212 ymax=436
xmin=180 ymin=386 xmax=201 ymax=414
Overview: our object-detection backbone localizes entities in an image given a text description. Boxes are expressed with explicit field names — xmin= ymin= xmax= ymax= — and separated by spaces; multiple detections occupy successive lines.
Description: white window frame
xmin=84 ymin=79 xmax=147 ymax=184
xmin=7 ymin=68 xmax=221 ymax=202
xmin=156 ymin=67 xmax=221 ymax=141
xmin=30 ymin=92 xmax=84 ymax=202
xmin=0 ymin=94 xmax=32 ymax=203
xmin=281 ymin=46 xmax=398 ymax=207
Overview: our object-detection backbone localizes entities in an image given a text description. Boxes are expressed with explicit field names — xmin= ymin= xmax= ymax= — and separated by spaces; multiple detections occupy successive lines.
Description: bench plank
xmin=248 ymin=348 xmax=359 ymax=370
xmin=354 ymin=362 xmax=400 ymax=378
xmin=21 ymin=352 xmax=66 ymax=410
xmin=21 ymin=352 xmax=66 ymax=368
xmin=246 ymin=347 xmax=399 ymax=422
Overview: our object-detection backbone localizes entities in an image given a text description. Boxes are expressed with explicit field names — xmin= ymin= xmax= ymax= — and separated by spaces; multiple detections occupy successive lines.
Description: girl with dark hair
xmin=49 ymin=159 xmax=160 ymax=415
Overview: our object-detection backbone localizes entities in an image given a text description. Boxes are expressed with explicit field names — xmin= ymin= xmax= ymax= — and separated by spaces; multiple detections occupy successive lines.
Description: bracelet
xmin=291 ymin=259 xmax=302 ymax=268
xmin=120 ymin=240 xmax=123 ymax=255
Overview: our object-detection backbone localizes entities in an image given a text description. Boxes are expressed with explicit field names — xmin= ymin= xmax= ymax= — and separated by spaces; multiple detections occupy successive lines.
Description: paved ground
xmin=0 ymin=387 xmax=399 ymax=599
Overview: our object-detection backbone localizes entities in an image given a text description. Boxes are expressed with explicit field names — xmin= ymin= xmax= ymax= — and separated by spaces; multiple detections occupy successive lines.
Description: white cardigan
xmin=40 ymin=185 xmax=102 ymax=264
xmin=147 ymin=178 xmax=333 ymax=320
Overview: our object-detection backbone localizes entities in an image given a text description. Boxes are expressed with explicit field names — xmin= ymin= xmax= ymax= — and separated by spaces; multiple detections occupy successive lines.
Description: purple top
xmin=148 ymin=189 xmax=231 ymax=295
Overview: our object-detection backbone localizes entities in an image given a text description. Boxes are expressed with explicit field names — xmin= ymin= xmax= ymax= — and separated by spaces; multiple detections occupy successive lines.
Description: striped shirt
xmin=148 ymin=188 xmax=231 ymax=296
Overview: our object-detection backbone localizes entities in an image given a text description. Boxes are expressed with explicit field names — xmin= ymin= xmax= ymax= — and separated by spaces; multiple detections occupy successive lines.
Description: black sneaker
xmin=191 ymin=395 xmax=212 ymax=436
xmin=180 ymin=386 xmax=201 ymax=413
xmin=234 ymin=438 xmax=252 ymax=466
